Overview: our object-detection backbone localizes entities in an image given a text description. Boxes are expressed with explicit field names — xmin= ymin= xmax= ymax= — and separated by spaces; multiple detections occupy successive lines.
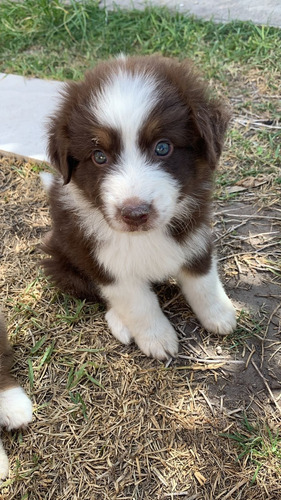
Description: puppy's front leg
xmin=101 ymin=282 xmax=178 ymax=360
xmin=177 ymin=256 xmax=236 ymax=336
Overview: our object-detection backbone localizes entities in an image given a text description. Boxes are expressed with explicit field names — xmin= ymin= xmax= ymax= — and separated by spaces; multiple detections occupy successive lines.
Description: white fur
xmin=105 ymin=309 xmax=132 ymax=345
xmin=177 ymin=257 xmax=236 ymax=335
xmin=95 ymin=223 xmax=211 ymax=283
xmin=44 ymin=65 xmax=236 ymax=358
xmin=0 ymin=387 xmax=32 ymax=431
xmin=0 ymin=439 xmax=9 ymax=480
xmin=101 ymin=154 xmax=180 ymax=231
xmin=61 ymin=184 xmax=210 ymax=281
xmin=61 ymin=183 xmax=236 ymax=353
xmin=40 ymin=171 xmax=54 ymax=193
xmin=60 ymin=183 xmax=211 ymax=283
xmin=101 ymin=281 xmax=178 ymax=360
xmin=90 ymin=68 xmax=186 ymax=232
xmin=91 ymin=68 xmax=159 ymax=144
xmin=58 ymin=183 xmax=229 ymax=359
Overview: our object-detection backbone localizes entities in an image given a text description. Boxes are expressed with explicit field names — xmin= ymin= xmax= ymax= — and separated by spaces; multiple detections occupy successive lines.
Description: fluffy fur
xmin=42 ymin=55 xmax=236 ymax=359
xmin=0 ymin=311 xmax=33 ymax=478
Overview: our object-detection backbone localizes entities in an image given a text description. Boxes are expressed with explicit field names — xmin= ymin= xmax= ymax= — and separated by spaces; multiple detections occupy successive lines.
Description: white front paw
xmin=0 ymin=441 xmax=9 ymax=480
xmin=0 ymin=387 xmax=32 ymax=431
xmin=135 ymin=322 xmax=178 ymax=360
xmin=105 ymin=309 xmax=132 ymax=345
xmin=200 ymin=298 xmax=236 ymax=336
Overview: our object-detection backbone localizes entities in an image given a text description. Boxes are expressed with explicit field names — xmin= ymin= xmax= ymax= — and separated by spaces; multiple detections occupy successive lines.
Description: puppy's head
xmin=48 ymin=55 xmax=230 ymax=232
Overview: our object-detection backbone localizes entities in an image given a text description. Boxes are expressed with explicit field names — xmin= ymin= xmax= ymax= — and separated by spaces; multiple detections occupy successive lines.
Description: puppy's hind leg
xmin=42 ymin=238 xmax=101 ymax=302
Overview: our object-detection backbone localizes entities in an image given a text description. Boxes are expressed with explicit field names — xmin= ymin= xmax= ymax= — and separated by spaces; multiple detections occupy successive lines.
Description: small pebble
xmin=216 ymin=346 xmax=223 ymax=355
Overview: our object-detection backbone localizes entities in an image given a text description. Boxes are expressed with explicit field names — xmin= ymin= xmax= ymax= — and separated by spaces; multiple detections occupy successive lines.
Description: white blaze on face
xmin=90 ymin=67 xmax=180 ymax=229
xmin=92 ymin=68 xmax=159 ymax=143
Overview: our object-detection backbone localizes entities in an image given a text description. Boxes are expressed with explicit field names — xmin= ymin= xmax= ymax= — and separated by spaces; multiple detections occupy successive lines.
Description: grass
xmin=0 ymin=1 xmax=281 ymax=498
xmin=1 ymin=0 xmax=280 ymax=190
xmin=0 ymin=0 xmax=281 ymax=81
xmin=221 ymin=416 xmax=281 ymax=485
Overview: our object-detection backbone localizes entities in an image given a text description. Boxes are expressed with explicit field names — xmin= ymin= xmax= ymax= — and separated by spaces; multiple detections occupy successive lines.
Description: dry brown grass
xmin=0 ymin=115 xmax=281 ymax=500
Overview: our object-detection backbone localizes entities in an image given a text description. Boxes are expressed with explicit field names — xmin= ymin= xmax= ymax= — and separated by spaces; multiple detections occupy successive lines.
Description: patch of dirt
xmin=215 ymin=202 xmax=281 ymax=410
xmin=163 ymin=200 xmax=281 ymax=416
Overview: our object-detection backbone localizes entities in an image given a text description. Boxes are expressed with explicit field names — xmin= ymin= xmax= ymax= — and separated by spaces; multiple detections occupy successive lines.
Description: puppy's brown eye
xmin=92 ymin=150 xmax=107 ymax=165
xmin=155 ymin=141 xmax=172 ymax=157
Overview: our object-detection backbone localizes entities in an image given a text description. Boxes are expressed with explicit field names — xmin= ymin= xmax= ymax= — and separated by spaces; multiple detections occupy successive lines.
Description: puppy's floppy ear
xmin=48 ymin=114 xmax=79 ymax=185
xmin=194 ymin=99 xmax=231 ymax=169
xmin=48 ymin=121 xmax=79 ymax=185
xmin=177 ymin=58 xmax=230 ymax=168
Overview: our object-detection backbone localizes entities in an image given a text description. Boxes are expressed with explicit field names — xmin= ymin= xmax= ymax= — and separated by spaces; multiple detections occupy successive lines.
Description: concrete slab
xmin=101 ymin=0 xmax=281 ymax=28
xmin=0 ymin=73 xmax=64 ymax=162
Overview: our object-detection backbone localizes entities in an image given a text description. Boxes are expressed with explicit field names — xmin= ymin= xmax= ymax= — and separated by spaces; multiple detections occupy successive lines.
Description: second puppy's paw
xmin=0 ymin=387 xmax=32 ymax=431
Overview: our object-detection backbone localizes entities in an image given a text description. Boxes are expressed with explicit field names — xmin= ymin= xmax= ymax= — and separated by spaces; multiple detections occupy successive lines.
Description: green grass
xmin=221 ymin=310 xmax=265 ymax=350
xmin=1 ymin=0 xmax=280 ymax=191
xmin=1 ymin=0 xmax=280 ymax=192
xmin=221 ymin=415 xmax=281 ymax=483
xmin=0 ymin=0 xmax=280 ymax=81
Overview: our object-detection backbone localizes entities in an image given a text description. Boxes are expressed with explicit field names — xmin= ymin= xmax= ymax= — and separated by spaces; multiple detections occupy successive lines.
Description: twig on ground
xmin=245 ymin=345 xmax=256 ymax=369
xmin=162 ymin=292 xmax=182 ymax=309
xmin=163 ymin=493 xmax=200 ymax=499
xmin=251 ymin=360 xmax=281 ymax=415
xmin=178 ymin=355 xmax=245 ymax=365
xmin=199 ymin=389 xmax=215 ymax=416
xmin=217 ymin=478 xmax=249 ymax=500
xmin=234 ymin=117 xmax=281 ymax=130
xmin=261 ymin=303 xmax=281 ymax=367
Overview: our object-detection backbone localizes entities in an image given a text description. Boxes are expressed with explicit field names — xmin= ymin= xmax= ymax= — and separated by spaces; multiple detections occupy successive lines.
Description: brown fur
xmin=42 ymin=55 xmax=230 ymax=299
xmin=42 ymin=190 xmax=114 ymax=301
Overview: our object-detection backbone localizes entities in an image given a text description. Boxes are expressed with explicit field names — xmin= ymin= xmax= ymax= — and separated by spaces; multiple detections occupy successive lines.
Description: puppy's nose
xmin=120 ymin=202 xmax=151 ymax=225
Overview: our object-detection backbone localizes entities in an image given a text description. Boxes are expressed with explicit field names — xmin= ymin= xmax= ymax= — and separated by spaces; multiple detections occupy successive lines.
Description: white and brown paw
xmin=0 ymin=387 xmax=32 ymax=431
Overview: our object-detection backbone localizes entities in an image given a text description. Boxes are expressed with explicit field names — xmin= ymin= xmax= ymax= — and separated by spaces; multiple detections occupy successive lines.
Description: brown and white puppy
xmin=41 ymin=55 xmax=236 ymax=360
xmin=0 ymin=311 xmax=32 ymax=479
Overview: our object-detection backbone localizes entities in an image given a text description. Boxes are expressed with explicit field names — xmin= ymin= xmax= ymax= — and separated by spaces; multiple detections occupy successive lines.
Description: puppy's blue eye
xmin=155 ymin=141 xmax=171 ymax=157
xmin=92 ymin=150 xmax=107 ymax=165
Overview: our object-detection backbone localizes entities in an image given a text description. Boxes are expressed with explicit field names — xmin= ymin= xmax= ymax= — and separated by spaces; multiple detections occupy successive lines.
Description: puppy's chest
xmin=95 ymin=230 xmax=186 ymax=282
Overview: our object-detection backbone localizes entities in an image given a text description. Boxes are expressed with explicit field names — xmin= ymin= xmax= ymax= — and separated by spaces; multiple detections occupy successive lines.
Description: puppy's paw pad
xmin=0 ymin=444 xmax=9 ymax=480
xmin=0 ymin=387 xmax=32 ymax=431
xmin=136 ymin=326 xmax=178 ymax=360
xmin=105 ymin=309 xmax=132 ymax=345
